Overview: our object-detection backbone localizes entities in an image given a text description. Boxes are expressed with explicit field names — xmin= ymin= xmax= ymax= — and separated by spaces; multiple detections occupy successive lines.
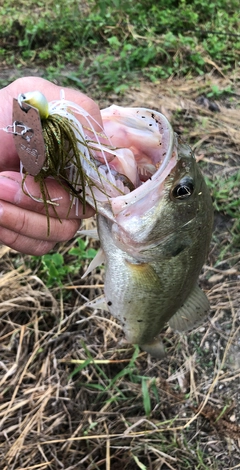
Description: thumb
xmin=0 ymin=76 xmax=103 ymax=171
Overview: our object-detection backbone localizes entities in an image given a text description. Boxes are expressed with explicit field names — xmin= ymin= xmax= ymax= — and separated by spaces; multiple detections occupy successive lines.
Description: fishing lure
xmin=4 ymin=91 xmax=132 ymax=233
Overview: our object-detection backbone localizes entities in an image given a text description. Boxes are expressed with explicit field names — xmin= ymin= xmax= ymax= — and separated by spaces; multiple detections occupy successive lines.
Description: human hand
xmin=0 ymin=77 xmax=100 ymax=255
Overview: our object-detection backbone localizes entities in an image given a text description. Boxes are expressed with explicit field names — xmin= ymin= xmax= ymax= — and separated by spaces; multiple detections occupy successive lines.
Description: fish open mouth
xmin=84 ymin=105 xmax=178 ymax=210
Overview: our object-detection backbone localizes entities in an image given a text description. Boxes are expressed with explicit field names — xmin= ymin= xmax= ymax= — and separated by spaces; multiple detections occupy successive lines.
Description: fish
xmin=82 ymin=105 xmax=214 ymax=358
xmin=14 ymin=94 xmax=213 ymax=358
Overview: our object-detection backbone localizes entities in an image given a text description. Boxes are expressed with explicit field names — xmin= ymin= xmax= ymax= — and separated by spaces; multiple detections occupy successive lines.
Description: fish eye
xmin=172 ymin=177 xmax=194 ymax=199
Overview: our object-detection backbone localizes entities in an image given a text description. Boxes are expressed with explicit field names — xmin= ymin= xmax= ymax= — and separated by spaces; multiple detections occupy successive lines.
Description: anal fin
xmin=169 ymin=284 xmax=210 ymax=332
xmin=84 ymin=294 xmax=108 ymax=311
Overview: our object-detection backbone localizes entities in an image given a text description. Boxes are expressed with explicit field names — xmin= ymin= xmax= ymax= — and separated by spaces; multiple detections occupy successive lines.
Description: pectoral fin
xmin=125 ymin=260 xmax=160 ymax=289
xmin=169 ymin=284 xmax=210 ymax=332
xmin=77 ymin=228 xmax=99 ymax=239
xmin=81 ymin=248 xmax=106 ymax=279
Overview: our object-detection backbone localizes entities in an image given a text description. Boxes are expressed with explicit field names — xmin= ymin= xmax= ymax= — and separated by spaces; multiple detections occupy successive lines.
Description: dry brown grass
xmin=0 ymin=71 xmax=240 ymax=469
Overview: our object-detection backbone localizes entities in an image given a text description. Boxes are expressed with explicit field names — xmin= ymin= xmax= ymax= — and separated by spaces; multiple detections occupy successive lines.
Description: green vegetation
xmin=0 ymin=0 xmax=239 ymax=91
xmin=69 ymin=344 xmax=161 ymax=417
xmin=206 ymin=170 xmax=240 ymax=258
xmin=31 ymin=237 xmax=97 ymax=287
xmin=207 ymin=170 xmax=240 ymax=220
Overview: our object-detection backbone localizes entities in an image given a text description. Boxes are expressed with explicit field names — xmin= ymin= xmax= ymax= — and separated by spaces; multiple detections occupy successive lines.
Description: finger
xmin=0 ymin=172 xmax=95 ymax=219
xmin=0 ymin=225 xmax=56 ymax=255
xmin=0 ymin=77 xmax=103 ymax=171
xmin=0 ymin=199 xmax=82 ymax=243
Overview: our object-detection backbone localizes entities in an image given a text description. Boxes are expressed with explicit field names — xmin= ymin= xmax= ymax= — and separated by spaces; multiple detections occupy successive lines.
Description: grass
xmin=29 ymin=237 xmax=98 ymax=288
xmin=0 ymin=0 xmax=239 ymax=91
xmin=0 ymin=1 xmax=240 ymax=469
xmin=206 ymin=170 xmax=240 ymax=259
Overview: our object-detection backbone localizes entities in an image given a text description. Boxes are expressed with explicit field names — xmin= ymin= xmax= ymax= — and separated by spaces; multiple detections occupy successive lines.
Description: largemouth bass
xmin=83 ymin=105 xmax=213 ymax=357
xmin=14 ymin=95 xmax=214 ymax=357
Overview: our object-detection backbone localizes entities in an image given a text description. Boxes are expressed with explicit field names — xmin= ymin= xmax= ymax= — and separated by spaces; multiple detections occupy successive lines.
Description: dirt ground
xmin=0 ymin=68 xmax=239 ymax=469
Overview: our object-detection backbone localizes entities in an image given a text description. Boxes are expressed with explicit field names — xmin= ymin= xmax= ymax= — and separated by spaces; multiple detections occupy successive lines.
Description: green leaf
xmin=132 ymin=454 xmax=148 ymax=470
xmin=141 ymin=378 xmax=151 ymax=417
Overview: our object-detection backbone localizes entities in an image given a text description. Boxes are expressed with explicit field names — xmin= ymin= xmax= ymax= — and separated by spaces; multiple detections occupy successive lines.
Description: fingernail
xmin=0 ymin=176 xmax=20 ymax=203
xmin=0 ymin=202 xmax=3 ymax=217
xmin=0 ymin=175 xmax=20 ymax=189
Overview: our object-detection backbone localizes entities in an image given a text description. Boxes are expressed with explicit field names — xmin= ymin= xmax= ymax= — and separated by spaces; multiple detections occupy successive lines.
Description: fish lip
xmin=150 ymin=121 xmax=175 ymax=179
